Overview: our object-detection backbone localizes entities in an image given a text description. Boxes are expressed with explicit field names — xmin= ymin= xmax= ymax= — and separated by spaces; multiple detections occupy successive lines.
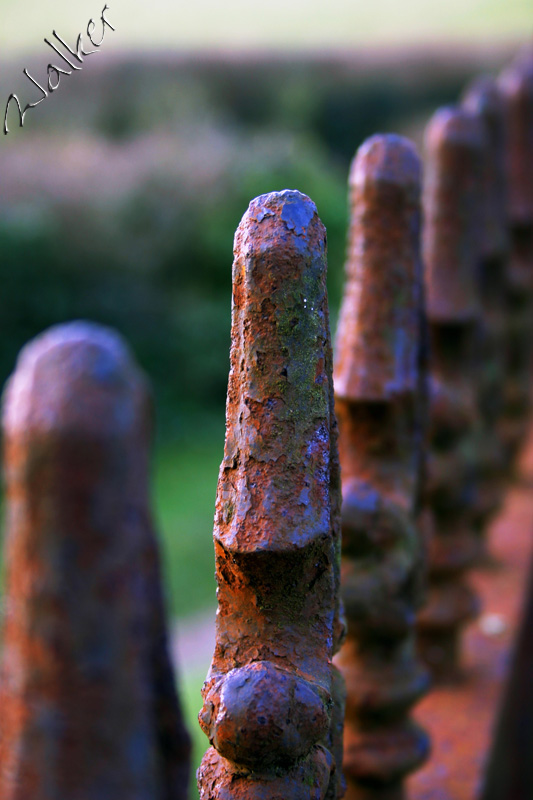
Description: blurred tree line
xmin=0 ymin=51 xmax=496 ymax=436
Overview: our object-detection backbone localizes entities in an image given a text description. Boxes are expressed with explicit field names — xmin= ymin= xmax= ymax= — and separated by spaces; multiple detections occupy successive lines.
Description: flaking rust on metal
xmin=0 ymin=322 xmax=191 ymax=800
xmin=461 ymin=77 xmax=509 ymax=543
xmin=197 ymin=190 xmax=346 ymax=800
xmin=334 ymin=135 xmax=430 ymax=800
xmin=497 ymin=58 xmax=533 ymax=462
xmin=416 ymin=107 xmax=485 ymax=681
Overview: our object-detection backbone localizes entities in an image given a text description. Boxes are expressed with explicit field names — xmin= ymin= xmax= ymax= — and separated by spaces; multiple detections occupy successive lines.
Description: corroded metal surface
xmin=461 ymin=77 xmax=509 ymax=537
xmin=197 ymin=190 xmax=345 ymax=799
xmin=409 ymin=429 xmax=533 ymax=800
xmin=417 ymin=107 xmax=485 ymax=680
xmin=481 ymin=551 xmax=533 ymax=800
xmin=0 ymin=322 xmax=191 ymax=800
xmin=334 ymin=135 xmax=430 ymax=800
xmin=498 ymin=58 xmax=533 ymax=460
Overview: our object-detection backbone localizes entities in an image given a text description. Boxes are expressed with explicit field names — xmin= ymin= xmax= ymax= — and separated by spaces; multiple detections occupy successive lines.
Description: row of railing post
xmin=0 ymin=45 xmax=532 ymax=800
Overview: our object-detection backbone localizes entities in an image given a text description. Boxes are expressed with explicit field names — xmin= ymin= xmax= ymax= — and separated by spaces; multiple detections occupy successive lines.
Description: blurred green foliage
xmin=0 ymin=53 xmax=477 ymax=437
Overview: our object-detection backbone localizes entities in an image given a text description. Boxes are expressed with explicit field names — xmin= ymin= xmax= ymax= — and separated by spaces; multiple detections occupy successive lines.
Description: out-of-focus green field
xmin=154 ymin=432 xmax=222 ymax=619
xmin=154 ymin=434 xmax=222 ymax=799
xmin=182 ymin=669 xmax=215 ymax=800
xmin=1 ymin=0 xmax=531 ymax=54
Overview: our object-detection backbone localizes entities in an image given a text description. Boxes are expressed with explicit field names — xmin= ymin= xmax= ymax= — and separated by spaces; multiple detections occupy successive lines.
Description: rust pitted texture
xmin=423 ymin=107 xmax=484 ymax=324
xmin=0 ymin=322 xmax=191 ymax=800
xmin=197 ymin=190 xmax=345 ymax=800
xmin=417 ymin=107 xmax=484 ymax=681
xmin=498 ymin=59 xmax=533 ymax=460
xmin=334 ymin=135 xmax=430 ymax=800
xmin=462 ymin=77 xmax=509 ymax=532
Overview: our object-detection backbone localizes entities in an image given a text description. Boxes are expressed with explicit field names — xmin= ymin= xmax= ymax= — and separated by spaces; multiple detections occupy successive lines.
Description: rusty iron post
xmin=197 ymin=190 xmax=345 ymax=800
xmin=480 ymin=548 xmax=533 ymax=800
xmin=498 ymin=59 xmax=533 ymax=461
xmin=461 ymin=76 xmax=510 ymax=541
xmin=416 ymin=106 xmax=485 ymax=681
xmin=0 ymin=322 xmax=191 ymax=800
xmin=333 ymin=134 xmax=430 ymax=800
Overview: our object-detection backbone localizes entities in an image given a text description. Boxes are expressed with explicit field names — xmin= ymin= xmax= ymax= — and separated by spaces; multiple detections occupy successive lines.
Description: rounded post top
xmin=335 ymin=133 xmax=423 ymax=402
xmin=240 ymin=189 xmax=320 ymax=237
xmin=425 ymin=105 xmax=485 ymax=154
xmin=3 ymin=321 xmax=148 ymax=439
xmin=499 ymin=57 xmax=533 ymax=100
xmin=234 ymin=189 xmax=326 ymax=269
xmin=423 ymin=105 xmax=485 ymax=324
xmin=462 ymin=75 xmax=505 ymax=123
xmin=350 ymin=133 xmax=422 ymax=197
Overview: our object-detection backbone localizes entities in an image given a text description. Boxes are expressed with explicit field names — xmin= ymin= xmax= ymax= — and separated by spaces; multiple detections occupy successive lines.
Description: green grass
xmin=150 ymin=432 xmax=223 ymax=798
xmin=181 ymin=670 xmax=210 ymax=800
xmin=153 ymin=429 xmax=224 ymax=620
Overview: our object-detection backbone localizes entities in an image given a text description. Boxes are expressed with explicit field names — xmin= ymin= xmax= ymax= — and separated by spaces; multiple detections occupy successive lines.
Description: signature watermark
xmin=3 ymin=5 xmax=115 ymax=135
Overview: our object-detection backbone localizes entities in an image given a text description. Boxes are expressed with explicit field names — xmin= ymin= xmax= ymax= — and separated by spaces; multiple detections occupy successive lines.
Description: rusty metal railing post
xmin=0 ymin=322 xmax=191 ymax=800
xmin=333 ymin=134 xmax=430 ymax=800
xmin=461 ymin=76 xmax=510 ymax=544
xmin=197 ymin=190 xmax=345 ymax=799
xmin=416 ymin=107 xmax=485 ymax=680
xmin=498 ymin=59 xmax=533 ymax=461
